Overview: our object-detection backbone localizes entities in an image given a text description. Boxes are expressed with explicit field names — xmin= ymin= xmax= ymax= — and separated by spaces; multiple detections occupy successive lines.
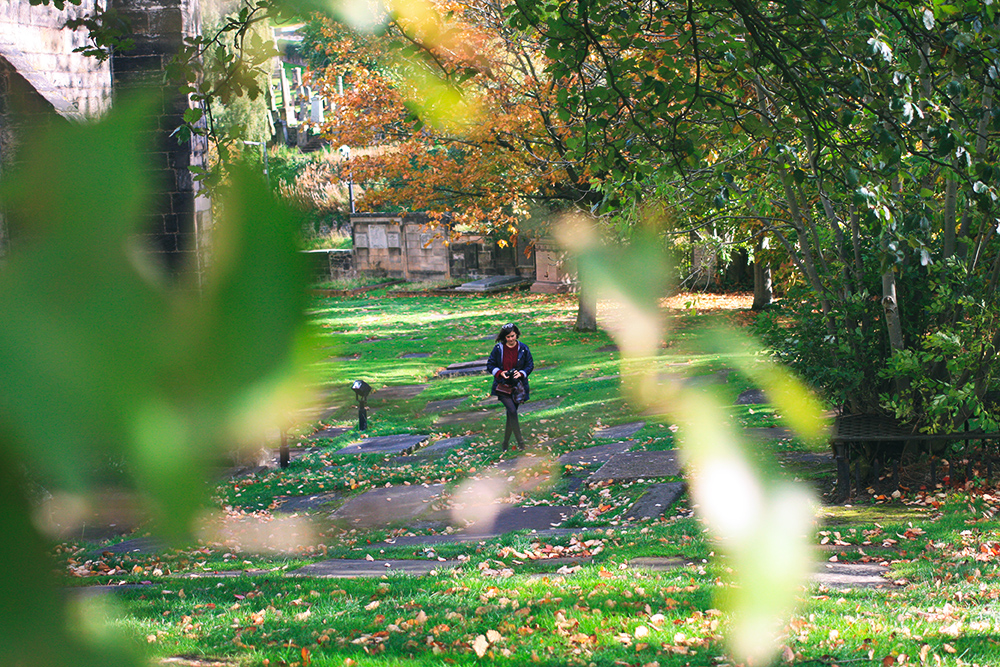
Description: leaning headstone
xmin=331 ymin=483 xmax=446 ymax=528
xmin=593 ymin=421 xmax=646 ymax=439
xmin=333 ymin=434 xmax=430 ymax=456
xmin=625 ymin=482 xmax=685 ymax=520
xmin=590 ymin=451 xmax=681 ymax=481
xmin=289 ymin=559 xmax=461 ymax=578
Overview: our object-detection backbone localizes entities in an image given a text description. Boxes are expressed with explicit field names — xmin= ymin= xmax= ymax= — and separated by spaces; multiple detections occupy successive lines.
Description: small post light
xmin=351 ymin=380 xmax=372 ymax=430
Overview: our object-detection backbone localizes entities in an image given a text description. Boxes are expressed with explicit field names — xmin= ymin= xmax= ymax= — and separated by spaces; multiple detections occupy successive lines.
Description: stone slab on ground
xmin=466 ymin=505 xmax=578 ymax=536
xmin=625 ymin=482 xmax=685 ymax=520
xmin=627 ymin=556 xmax=692 ymax=571
xmin=288 ymin=559 xmax=462 ymax=578
xmin=597 ymin=344 xmax=619 ymax=353
xmin=434 ymin=410 xmax=490 ymax=426
xmin=437 ymin=360 xmax=489 ymax=378
xmin=742 ymin=426 xmax=794 ymax=441
xmin=559 ymin=441 xmax=634 ymax=467
xmin=593 ymin=421 xmax=646 ymax=440
xmin=90 ymin=537 xmax=166 ymax=557
xmin=454 ymin=276 xmax=533 ymax=292
xmin=381 ymin=528 xmax=580 ymax=547
xmin=423 ymin=397 xmax=467 ymax=413
xmin=333 ymin=434 xmax=430 ymax=456
xmin=371 ymin=384 xmax=428 ymax=401
xmin=401 ymin=352 xmax=432 ymax=359
xmin=274 ymin=492 xmax=341 ymax=514
xmin=519 ymin=397 xmax=563 ymax=414
xmin=310 ymin=427 xmax=351 ymax=440
xmin=590 ymin=451 xmax=681 ymax=481
xmin=331 ymin=483 xmax=446 ymax=529
xmin=736 ymin=388 xmax=769 ymax=405
xmin=813 ymin=562 xmax=895 ymax=589
xmin=394 ymin=437 xmax=470 ymax=462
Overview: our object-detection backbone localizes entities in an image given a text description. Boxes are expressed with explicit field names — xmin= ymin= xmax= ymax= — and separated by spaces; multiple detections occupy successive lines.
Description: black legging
xmin=497 ymin=393 xmax=523 ymax=449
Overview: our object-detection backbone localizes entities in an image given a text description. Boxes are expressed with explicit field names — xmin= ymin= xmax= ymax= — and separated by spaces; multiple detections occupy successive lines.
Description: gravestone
xmin=331 ymin=483 xmax=446 ymax=528
xmin=590 ymin=451 xmax=681 ymax=481
xmin=437 ymin=360 xmax=489 ymax=378
xmin=736 ymin=388 xmax=769 ymax=405
xmin=454 ymin=276 xmax=533 ymax=292
xmin=333 ymin=434 xmax=430 ymax=456
xmin=434 ymin=411 xmax=490 ymax=426
xmin=466 ymin=506 xmax=578 ymax=536
xmin=593 ymin=421 xmax=646 ymax=439
xmin=519 ymin=397 xmax=563 ymax=414
xmin=559 ymin=441 xmax=633 ymax=467
xmin=371 ymin=384 xmax=428 ymax=400
xmin=274 ymin=492 xmax=341 ymax=514
xmin=813 ymin=562 xmax=894 ymax=589
xmin=401 ymin=352 xmax=432 ymax=359
xmin=625 ymin=482 xmax=685 ymax=520
xmin=310 ymin=427 xmax=350 ymax=440
xmin=289 ymin=559 xmax=461 ymax=578
xmin=742 ymin=426 xmax=794 ymax=441
xmin=423 ymin=398 xmax=467 ymax=413
xmin=627 ymin=557 xmax=691 ymax=571
xmin=90 ymin=537 xmax=166 ymax=557
xmin=404 ymin=436 xmax=469 ymax=458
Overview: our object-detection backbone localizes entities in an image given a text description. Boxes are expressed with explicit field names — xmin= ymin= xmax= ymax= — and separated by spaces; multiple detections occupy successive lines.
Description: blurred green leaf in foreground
xmin=558 ymin=214 xmax=828 ymax=664
xmin=0 ymin=96 xmax=317 ymax=667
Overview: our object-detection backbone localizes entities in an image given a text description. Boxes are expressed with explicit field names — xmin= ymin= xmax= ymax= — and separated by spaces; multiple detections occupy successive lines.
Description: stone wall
xmin=111 ymin=0 xmax=210 ymax=283
xmin=0 ymin=0 xmax=112 ymax=120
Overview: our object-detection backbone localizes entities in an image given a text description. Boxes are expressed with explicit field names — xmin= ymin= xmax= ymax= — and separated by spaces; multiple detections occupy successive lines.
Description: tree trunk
xmin=752 ymin=234 xmax=772 ymax=311
xmin=575 ymin=283 xmax=598 ymax=331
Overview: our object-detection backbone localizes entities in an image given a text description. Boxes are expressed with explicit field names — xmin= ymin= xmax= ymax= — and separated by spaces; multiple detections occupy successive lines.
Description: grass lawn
xmin=55 ymin=290 xmax=1000 ymax=667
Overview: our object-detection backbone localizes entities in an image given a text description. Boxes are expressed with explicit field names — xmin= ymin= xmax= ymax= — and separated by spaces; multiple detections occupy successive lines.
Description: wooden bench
xmin=831 ymin=413 xmax=1000 ymax=499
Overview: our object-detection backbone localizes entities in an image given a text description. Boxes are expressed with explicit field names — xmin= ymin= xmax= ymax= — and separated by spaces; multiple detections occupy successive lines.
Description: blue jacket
xmin=486 ymin=341 xmax=534 ymax=401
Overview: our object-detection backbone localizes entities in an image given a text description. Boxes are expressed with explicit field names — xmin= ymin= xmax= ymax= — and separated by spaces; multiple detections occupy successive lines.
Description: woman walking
xmin=487 ymin=322 xmax=534 ymax=452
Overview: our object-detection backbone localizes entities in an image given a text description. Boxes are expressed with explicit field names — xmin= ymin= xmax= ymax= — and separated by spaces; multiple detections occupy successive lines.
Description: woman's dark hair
xmin=495 ymin=322 xmax=521 ymax=342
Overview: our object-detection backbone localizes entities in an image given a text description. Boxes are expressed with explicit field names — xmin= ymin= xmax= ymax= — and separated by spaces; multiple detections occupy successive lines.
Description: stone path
xmin=274 ymin=492 xmax=340 ymax=514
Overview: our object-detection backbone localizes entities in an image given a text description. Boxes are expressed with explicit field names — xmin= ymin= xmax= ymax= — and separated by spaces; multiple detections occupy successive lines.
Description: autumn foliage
xmin=303 ymin=0 xmax=592 ymax=238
